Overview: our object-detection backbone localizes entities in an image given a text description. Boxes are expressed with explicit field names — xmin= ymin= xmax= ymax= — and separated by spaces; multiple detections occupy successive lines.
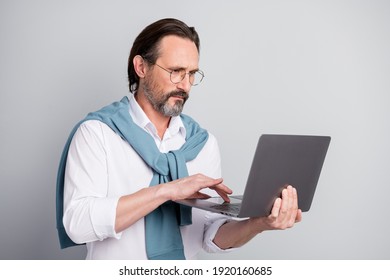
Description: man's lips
xmin=171 ymin=95 xmax=185 ymax=100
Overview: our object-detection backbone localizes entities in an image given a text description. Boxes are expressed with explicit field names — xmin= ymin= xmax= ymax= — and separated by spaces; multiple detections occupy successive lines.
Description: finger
xmin=287 ymin=185 xmax=294 ymax=210
xmin=286 ymin=185 xmax=295 ymax=222
xmin=291 ymin=187 xmax=299 ymax=217
xmin=280 ymin=188 xmax=289 ymax=218
xmin=280 ymin=187 xmax=294 ymax=225
xmin=205 ymin=177 xmax=224 ymax=188
xmin=269 ymin=197 xmax=281 ymax=219
xmin=209 ymin=182 xmax=232 ymax=193
xmin=286 ymin=187 xmax=299 ymax=226
xmin=207 ymin=178 xmax=233 ymax=190
xmin=215 ymin=188 xmax=231 ymax=202
xmin=295 ymin=209 xmax=302 ymax=223
xmin=209 ymin=183 xmax=233 ymax=202
xmin=292 ymin=186 xmax=298 ymax=207
xmin=222 ymin=184 xmax=233 ymax=194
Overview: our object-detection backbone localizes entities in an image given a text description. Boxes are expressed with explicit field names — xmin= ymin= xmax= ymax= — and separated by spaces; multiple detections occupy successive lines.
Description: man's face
xmin=141 ymin=35 xmax=199 ymax=117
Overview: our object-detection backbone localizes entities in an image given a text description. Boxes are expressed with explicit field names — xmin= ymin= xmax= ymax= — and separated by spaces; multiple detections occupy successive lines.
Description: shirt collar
xmin=128 ymin=93 xmax=186 ymax=139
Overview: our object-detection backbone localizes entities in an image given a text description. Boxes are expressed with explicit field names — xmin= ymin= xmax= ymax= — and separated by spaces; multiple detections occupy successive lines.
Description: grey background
xmin=1 ymin=0 xmax=389 ymax=260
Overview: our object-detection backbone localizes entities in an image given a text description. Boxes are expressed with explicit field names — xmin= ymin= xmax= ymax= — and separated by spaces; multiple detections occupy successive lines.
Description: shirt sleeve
xmin=63 ymin=120 xmax=122 ymax=244
xmin=202 ymin=212 xmax=238 ymax=253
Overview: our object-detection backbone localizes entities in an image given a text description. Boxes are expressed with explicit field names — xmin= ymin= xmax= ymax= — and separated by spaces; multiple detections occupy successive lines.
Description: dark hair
xmin=127 ymin=18 xmax=200 ymax=92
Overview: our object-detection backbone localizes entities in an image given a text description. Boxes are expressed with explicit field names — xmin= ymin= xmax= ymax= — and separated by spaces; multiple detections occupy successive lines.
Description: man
xmin=56 ymin=18 xmax=301 ymax=260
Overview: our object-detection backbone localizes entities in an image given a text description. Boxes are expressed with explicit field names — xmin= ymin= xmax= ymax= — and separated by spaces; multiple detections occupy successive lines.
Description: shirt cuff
xmin=90 ymin=196 xmax=122 ymax=240
xmin=203 ymin=213 xmax=237 ymax=254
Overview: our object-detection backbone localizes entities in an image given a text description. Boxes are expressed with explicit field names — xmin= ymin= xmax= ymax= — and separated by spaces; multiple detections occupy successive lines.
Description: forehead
xmin=157 ymin=35 xmax=199 ymax=68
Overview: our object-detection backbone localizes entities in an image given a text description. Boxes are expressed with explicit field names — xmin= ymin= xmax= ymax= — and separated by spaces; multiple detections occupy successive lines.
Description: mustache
xmin=167 ymin=91 xmax=188 ymax=100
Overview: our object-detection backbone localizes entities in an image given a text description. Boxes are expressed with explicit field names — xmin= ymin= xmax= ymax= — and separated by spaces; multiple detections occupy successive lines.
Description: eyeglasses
xmin=152 ymin=62 xmax=205 ymax=86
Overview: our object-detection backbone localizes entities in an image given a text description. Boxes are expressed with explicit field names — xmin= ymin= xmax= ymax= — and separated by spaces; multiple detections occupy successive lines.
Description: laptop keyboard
xmin=210 ymin=203 xmax=241 ymax=214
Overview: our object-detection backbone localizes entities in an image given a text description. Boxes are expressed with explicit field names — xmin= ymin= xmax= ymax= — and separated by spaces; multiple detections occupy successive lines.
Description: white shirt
xmin=63 ymin=94 xmax=232 ymax=259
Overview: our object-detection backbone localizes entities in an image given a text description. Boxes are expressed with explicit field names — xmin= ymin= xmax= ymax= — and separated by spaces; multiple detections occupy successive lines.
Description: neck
xmin=134 ymin=92 xmax=171 ymax=139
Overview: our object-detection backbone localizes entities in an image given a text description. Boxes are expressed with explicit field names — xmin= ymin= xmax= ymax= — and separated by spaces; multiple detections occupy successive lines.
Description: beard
xmin=142 ymin=79 xmax=189 ymax=117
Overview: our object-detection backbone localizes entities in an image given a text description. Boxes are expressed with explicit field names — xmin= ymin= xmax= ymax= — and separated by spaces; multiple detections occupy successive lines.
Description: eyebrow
xmin=170 ymin=65 xmax=199 ymax=72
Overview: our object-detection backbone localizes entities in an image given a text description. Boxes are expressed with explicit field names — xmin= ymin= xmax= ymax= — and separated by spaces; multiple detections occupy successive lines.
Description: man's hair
xmin=128 ymin=18 xmax=200 ymax=93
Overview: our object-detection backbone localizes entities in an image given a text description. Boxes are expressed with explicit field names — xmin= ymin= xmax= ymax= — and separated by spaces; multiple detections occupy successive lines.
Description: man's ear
xmin=133 ymin=55 xmax=148 ymax=78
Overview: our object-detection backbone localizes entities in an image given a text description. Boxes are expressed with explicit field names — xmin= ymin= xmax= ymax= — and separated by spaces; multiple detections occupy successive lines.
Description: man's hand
xmin=115 ymin=174 xmax=231 ymax=233
xmin=250 ymin=185 xmax=302 ymax=231
xmin=213 ymin=185 xmax=302 ymax=249
xmin=164 ymin=173 xmax=233 ymax=202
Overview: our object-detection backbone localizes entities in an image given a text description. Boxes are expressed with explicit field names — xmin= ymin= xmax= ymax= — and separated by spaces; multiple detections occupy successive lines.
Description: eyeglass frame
xmin=142 ymin=57 xmax=205 ymax=86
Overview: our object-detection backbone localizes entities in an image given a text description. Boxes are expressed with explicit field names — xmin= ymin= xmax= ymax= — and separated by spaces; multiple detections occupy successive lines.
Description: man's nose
xmin=176 ymin=74 xmax=192 ymax=92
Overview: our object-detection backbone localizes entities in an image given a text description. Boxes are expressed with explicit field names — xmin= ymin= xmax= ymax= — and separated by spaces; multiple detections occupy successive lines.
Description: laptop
xmin=176 ymin=134 xmax=331 ymax=218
